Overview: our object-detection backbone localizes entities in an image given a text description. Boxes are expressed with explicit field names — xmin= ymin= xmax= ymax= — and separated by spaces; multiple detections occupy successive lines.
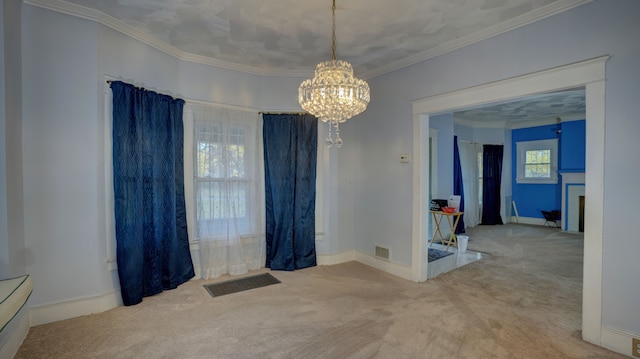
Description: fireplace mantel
xmin=559 ymin=171 xmax=585 ymax=232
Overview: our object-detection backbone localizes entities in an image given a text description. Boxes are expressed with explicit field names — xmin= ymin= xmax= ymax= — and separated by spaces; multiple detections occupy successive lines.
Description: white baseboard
xmin=510 ymin=216 xmax=547 ymax=226
xmin=30 ymin=291 xmax=122 ymax=326
xmin=600 ymin=325 xmax=640 ymax=358
xmin=353 ymin=251 xmax=413 ymax=281
xmin=317 ymin=250 xmax=357 ymax=266
xmin=317 ymin=250 xmax=412 ymax=281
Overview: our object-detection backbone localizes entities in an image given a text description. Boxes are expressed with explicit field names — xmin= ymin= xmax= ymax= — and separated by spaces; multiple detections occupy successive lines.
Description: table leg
xmin=430 ymin=212 xmax=445 ymax=247
xmin=444 ymin=214 xmax=462 ymax=250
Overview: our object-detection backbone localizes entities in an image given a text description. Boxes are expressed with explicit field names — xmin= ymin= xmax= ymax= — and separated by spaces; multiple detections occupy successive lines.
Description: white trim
xmin=411 ymin=55 xmax=608 ymax=349
xmin=103 ymin=76 xmax=116 ymax=272
xmin=316 ymin=250 xmax=356 ymax=266
xmin=412 ymin=56 xmax=609 ymax=115
xmin=600 ymin=325 xmax=640 ymax=358
xmin=411 ymin=114 xmax=430 ymax=282
xmin=515 ymin=138 xmax=559 ymax=184
xmin=29 ymin=291 xmax=122 ymax=326
xmin=582 ymin=77 xmax=606 ymax=345
xmin=361 ymin=0 xmax=593 ymax=78
xmin=25 ymin=0 xmax=591 ymax=79
xmin=509 ymin=216 xmax=548 ymax=226
xmin=24 ymin=0 xmax=308 ymax=77
xmin=354 ymin=252 xmax=413 ymax=281
xmin=560 ymin=172 xmax=585 ymax=231
xmin=317 ymin=250 xmax=413 ymax=281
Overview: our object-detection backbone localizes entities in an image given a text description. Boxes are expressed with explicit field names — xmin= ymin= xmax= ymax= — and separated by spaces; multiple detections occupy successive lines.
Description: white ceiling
xmin=30 ymin=0 xmax=589 ymax=123
xmin=452 ymin=88 xmax=585 ymax=127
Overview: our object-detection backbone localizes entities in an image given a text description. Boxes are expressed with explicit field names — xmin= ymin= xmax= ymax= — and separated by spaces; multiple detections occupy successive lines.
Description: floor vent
xmin=375 ymin=245 xmax=390 ymax=260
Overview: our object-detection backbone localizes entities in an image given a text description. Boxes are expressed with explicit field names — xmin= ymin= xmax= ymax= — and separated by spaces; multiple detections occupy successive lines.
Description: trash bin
xmin=457 ymin=235 xmax=469 ymax=253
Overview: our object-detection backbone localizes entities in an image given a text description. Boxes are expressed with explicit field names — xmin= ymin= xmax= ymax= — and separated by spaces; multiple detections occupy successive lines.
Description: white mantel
xmin=560 ymin=172 xmax=585 ymax=232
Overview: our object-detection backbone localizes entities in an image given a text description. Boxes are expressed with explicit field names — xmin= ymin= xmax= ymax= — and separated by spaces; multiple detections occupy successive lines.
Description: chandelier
xmin=298 ymin=0 xmax=370 ymax=148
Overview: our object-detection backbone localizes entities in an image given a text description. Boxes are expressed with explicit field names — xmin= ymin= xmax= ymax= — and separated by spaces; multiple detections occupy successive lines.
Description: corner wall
xmin=1 ymin=0 xmax=25 ymax=279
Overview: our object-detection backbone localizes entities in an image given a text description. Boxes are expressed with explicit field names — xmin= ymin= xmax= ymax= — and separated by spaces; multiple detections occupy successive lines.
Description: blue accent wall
xmin=511 ymin=120 xmax=585 ymax=219
xmin=560 ymin=120 xmax=586 ymax=171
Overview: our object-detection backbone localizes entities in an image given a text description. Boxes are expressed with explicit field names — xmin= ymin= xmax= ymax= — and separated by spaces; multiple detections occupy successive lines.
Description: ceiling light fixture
xmin=298 ymin=0 xmax=370 ymax=148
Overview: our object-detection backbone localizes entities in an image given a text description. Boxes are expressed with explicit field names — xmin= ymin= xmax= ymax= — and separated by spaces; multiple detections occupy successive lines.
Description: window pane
xmin=195 ymin=120 xmax=249 ymax=236
xmin=524 ymin=149 xmax=551 ymax=178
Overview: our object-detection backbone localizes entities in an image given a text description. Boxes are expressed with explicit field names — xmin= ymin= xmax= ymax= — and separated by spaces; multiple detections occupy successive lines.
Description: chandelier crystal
xmin=298 ymin=0 xmax=370 ymax=148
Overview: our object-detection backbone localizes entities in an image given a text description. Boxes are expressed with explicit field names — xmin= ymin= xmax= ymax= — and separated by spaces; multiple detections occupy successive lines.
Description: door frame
xmin=410 ymin=55 xmax=608 ymax=346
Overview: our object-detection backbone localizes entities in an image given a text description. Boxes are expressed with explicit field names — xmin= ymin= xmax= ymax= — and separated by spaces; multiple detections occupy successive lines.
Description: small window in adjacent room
xmin=516 ymin=139 xmax=558 ymax=184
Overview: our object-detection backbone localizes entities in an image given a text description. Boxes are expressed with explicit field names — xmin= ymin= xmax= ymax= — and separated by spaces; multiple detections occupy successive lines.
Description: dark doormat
xmin=204 ymin=273 xmax=281 ymax=298
xmin=428 ymin=248 xmax=454 ymax=262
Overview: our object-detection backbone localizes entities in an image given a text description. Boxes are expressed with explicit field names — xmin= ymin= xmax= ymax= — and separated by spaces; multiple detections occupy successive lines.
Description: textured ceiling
xmin=453 ymin=88 xmax=585 ymax=127
xmin=39 ymin=0 xmax=589 ymax=78
xmin=32 ymin=0 xmax=588 ymax=124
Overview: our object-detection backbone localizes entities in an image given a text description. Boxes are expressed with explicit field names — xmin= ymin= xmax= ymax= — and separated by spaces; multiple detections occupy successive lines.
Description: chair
xmin=540 ymin=210 xmax=561 ymax=228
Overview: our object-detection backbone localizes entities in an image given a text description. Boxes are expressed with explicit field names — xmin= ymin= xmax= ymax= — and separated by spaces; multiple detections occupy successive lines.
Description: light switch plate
xmin=400 ymin=154 xmax=409 ymax=163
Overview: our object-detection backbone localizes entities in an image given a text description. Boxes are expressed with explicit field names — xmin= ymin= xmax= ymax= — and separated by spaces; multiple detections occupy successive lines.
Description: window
xmin=183 ymin=104 xmax=264 ymax=242
xmin=524 ymin=149 xmax=551 ymax=178
xmin=195 ymin=120 xmax=250 ymax=236
xmin=516 ymin=139 xmax=558 ymax=184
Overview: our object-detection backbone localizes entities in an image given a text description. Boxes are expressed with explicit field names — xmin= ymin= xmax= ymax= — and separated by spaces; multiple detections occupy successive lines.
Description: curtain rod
xmin=106 ymin=79 xmax=183 ymax=100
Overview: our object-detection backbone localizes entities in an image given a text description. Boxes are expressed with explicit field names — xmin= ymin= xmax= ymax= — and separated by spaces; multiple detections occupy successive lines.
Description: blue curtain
xmin=263 ymin=114 xmax=317 ymax=271
xmin=481 ymin=144 xmax=504 ymax=225
xmin=453 ymin=136 xmax=465 ymax=234
xmin=111 ymin=81 xmax=194 ymax=306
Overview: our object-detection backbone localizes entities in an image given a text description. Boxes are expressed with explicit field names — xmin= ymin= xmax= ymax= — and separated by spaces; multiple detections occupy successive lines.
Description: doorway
xmin=410 ymin=56 xmax=608 ymax=345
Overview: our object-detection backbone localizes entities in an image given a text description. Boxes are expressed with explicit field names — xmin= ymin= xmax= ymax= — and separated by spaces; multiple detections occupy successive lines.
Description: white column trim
xmin=411 ymin=55 xmax=608 ymax=348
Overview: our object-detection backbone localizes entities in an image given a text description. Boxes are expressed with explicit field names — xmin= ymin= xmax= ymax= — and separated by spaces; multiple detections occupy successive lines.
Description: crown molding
xmin=454 ymin=118 xmax=507 ymax=129
xmin=454 ymin=112 xmax=585 ymax=129
xmin=360 ymin=0 xmax=592 ymax=79
xmin=25 ymin=0 xmax=591 ymax=79
xmin=23 ymin=0 xmax=310 ymax=77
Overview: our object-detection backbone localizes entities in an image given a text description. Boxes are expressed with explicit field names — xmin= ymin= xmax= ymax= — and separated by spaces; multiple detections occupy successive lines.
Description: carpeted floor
xmin=15 ymin=224 xmax=626 ymax=358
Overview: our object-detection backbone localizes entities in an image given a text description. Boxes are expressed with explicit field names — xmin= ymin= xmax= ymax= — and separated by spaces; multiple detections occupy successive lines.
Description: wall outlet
xmin=633 ymin=338 xmax=640 ymax=358
xmin=400 ymin=154 xmax=409 ymax=163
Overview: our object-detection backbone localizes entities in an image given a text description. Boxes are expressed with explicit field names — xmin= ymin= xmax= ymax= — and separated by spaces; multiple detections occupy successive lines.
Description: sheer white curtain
xmin=458 ymin=141 xmax=482 ymax=228
xmin=183 ymin=103 xmax=265 ymax=279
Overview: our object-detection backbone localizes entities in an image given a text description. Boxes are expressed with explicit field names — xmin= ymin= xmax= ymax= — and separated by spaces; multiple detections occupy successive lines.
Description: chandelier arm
xmin=332 ymin=0 xmax=336 ymax=61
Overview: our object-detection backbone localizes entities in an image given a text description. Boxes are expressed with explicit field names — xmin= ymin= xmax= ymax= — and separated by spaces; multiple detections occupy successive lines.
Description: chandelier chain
xmin=298 ymin=0 xmax=370 ymax=148
xmin=331 ymin=0 xmax=337 ymax=60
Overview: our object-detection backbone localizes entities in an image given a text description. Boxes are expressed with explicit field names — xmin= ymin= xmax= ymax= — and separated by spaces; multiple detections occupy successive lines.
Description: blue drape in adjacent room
xmin=481 ymin=144 xmax=504 ymax=225
xmin=263 ymin=114 xmax=317 ymax=271
xmin=453 ymin=136 xmax=466 ymax=234
xmin=111 ymin=81 xmax=194 ymax=306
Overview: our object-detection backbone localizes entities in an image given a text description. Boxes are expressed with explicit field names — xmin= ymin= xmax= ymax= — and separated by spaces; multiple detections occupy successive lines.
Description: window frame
xmin=515 ymin=138 xmax=559 ymax=184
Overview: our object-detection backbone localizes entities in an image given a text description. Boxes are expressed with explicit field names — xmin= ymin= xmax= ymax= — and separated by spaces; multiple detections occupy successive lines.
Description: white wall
xmin=22 ymin=6 xmax=103 ymax=307
xmin=0 ymin=0 xmax=8 ymax=277
xmin=346 ymin=0 xmax=639 ymax=338
xmin=1 ymin=0 xmax=25 ymax=279
xmin=430 ymin=113 xmax=454 ymax=200
xmin=20 ymin=3 xmax=336 ymax=319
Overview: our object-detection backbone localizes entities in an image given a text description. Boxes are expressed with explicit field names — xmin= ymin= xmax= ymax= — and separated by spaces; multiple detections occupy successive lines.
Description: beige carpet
xmin=16 ymin=224 xmax=626 ymax=358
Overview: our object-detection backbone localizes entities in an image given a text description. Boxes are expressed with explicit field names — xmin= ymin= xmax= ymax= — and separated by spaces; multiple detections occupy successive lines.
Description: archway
xmin=410 ymin=56 xmax=608 ymax=345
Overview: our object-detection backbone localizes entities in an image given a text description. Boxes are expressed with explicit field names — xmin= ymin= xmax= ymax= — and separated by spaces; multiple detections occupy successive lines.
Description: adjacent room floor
xmin=427 ymin=241 xmax=483 ymax=279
